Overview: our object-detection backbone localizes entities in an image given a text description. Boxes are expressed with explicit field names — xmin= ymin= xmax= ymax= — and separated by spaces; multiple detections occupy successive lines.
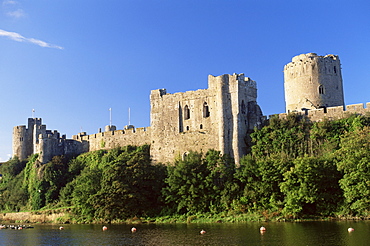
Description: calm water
xmin=0 ymin=221 xmax=369 ymax=245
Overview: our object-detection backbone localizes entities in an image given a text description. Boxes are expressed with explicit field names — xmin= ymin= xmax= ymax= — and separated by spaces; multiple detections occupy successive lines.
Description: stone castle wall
xmin=72 ymin=127 xmax=151 ymax=155
xmin=274 ymin=102 xmax=370 ymax=121
xmin=149 ymin=87 xmax=219 ymax=163
xmin=13 ymin=73 xmax=264 ymax=164
xmin=12 ymin=53 xmax=366 ymax=165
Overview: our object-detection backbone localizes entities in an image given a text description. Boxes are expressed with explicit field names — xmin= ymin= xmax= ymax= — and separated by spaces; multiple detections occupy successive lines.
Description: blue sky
xmin=1 ymin=0 xmax=370 ymax=162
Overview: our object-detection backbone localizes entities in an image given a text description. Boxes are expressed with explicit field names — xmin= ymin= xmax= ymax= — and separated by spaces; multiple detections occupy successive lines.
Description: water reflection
xmin=0 ymin=221 xmax=369 ymax=245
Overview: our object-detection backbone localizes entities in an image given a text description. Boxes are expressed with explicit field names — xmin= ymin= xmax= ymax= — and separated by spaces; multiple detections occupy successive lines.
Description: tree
xmin=203 ymin=150 xmax=235 ymax=212
xmin=335 ymin=126 xmax=370 ymax=216
xmin=163 ymin=151 xmax=207 ymax=214
xmin=41 ymin=156 xmax=69 ymax=204
xmin=90 ymin=145 xmax=166 ymax=221
xmin=280 ymin=156 xmax=342 ymax=217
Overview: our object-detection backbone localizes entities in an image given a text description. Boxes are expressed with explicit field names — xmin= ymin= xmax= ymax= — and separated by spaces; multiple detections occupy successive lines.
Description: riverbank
xmin=0 ymin=208 xmax=69 ymax=224
xmin=2 ymin=208 xmax=368 ymax=225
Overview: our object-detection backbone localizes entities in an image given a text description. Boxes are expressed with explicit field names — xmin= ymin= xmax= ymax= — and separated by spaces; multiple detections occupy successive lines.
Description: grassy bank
xmin=3 ymin=208 xmax=367 ymax=225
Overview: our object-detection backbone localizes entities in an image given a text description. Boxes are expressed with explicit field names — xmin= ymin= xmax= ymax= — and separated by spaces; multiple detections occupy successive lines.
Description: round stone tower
xmin=284 ymin=53 xmax=344 ymax=113
xmin=12 ymin=125 xmax=28 ymax=160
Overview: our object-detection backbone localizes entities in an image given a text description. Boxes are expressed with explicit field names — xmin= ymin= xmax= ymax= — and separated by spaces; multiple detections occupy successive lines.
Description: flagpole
xmin=109 ymin=108 xmax=112 ymax=127
xmin=128 ymin=107 xmax=131 ymax=125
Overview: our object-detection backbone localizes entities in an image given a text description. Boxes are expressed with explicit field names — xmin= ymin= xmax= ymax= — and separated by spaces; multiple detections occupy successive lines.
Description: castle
xmin=12 ymin=53 xmax=370 ymax=164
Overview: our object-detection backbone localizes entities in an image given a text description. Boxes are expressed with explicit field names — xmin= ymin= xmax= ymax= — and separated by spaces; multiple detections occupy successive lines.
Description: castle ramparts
xmin=12 ymin=53 xmax=369 ymax=165
xmin=272 ymin=102 xmax=370 ymax=121
xmin=71 ymin=126 xmax=151 ymax=154
xmin=13 ymin=73 xmax=264 ymax=164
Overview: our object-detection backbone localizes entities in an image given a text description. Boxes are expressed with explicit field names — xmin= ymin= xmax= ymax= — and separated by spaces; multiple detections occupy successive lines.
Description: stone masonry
xmin=284 ymin=53 xmax=345 ymax=113
xmin=13 ymin=73 xmax=264 ymax=165
xmin=12 ymin=53 xmax=370 ymax=165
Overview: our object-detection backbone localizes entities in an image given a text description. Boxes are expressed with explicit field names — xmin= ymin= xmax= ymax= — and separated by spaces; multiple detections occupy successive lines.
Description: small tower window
xmin=241 ymin=100 xmax=246 ymax=114
xmin=200 ymin=124 xmax=203 ymax=129
xmin=184 ymin=105 xmax=190 ymax=120
xmin=334 ymin=66 xmax=337 ymax=73
xmin=203 ymin=102 xmax=210 ymax=118
xmin=319 ymin=85 xmax=325 ymax=94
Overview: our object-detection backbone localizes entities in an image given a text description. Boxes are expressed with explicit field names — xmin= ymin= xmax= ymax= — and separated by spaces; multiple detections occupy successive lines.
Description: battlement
xmin=150 ymin=88 xmax=167 ymax=97
xmin=38 ymin=130 xmax=61 ymax=140
xmin=284 ymin=53 xmax=341 ymax=79
xmin=284 ymin=53 xmax=344 ymax=113
xmin=72 ymin=126 xmax=150 ymax=141
xmin=290 ymin=53 xmax=339 ymax=63
xmin=207 ymin=73 xmax=256 ymax=90
xmin=12 ymin=54 xmax=366 ymax=165
xmin=274 ymin=102 xmax=370 ymax=122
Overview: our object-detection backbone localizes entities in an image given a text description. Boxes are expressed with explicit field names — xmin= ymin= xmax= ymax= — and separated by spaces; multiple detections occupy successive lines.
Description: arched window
xmin=319 ymin=85 xmax=325 ymax=94
xmin=203 ymin=102 xmax=210 ymax=118
xmin=184 ymin=105 xmax=190 ymax=120
xmin=200 ymin=124 xmax=203 ymax=129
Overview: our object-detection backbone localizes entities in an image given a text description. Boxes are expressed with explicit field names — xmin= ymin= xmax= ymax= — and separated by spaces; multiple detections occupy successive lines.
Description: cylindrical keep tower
xmin=12 ymin=125 xmax=28 ymax=160
xmin=284 ymin=53 xmax=344 ymax=113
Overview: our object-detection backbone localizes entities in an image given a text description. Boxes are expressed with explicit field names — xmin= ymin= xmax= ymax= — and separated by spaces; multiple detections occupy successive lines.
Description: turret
xmin=12 ymin=125 xmax=28 ymax=160
xmin=208 ymin=73 xmax=263 ymax=162
xmin=284 ymin=53 xmax=344 ymax=112
xmin=12 ymin=118 xmax=43 ymax=160
xmin=105 ymin=125 xmax=116 ymax=132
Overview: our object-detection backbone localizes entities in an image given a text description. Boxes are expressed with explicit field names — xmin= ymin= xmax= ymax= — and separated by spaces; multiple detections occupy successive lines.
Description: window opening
xmin=203 ymin=102 xmax=210 ymax=118
xmin=318 ymin=85 xmax=325 ymax=94
xmin=184 ymin=105 xmax=190 ymax=120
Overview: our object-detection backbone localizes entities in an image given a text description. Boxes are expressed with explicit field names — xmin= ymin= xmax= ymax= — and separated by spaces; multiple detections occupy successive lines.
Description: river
xmin=0 ymin=221 xmax=369 ymax=245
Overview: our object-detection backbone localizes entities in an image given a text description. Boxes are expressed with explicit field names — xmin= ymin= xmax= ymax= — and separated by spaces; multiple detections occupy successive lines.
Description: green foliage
xmin=0 ymin=157 xmax=26 ymax=179
xmin=280 ymin=156 xmax=342 ymax=217
xmin=59 ymin=145 xmax=166 ymax=222
xmin=70 ymin=167 xmax=102 ymax=220
xmin=204 ymin=150 xmax=236 ymax=212
xmin=334 ymin=126 xmax=370 ymax=216
xmin=100 ymin=140 xmax=106 ymax=148
xmin=0 ymin=169 xmax=28 ymax=211
xmin=163 ymin=151 xmax=206 ymax=214
xmin=251 ymin=114 xmax=312 ymax=159
xmin=233 ymin=114 xmax=370 ymax=218
xmin=2 ymin=114 xmax=370 ymax=221
xmin=88 ymin=145 xmax=166 ymax=220
xmin=41 ymin=156 xmax=70 ymax=204
xmin=163 ymin=150 xmax=235 ymax=214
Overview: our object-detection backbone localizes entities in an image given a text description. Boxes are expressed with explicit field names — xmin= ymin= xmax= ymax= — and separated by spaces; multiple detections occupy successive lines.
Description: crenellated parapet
xmin=72 ymin=125 xmax=151 ymax=154
xmin=12 ymin=72 xmax=264 ymax=165
xmin=12 ymin=118 xmax=83 ymax=163
xmin=274 ymin=102 xmax=370 ymax=122
xmin=13 ymin=52 xmax=363 ymax=165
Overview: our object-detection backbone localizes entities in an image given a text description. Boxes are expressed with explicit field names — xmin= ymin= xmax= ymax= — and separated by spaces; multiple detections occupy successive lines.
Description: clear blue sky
xmin=1 ymin=0 xmax=370 ymax=162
